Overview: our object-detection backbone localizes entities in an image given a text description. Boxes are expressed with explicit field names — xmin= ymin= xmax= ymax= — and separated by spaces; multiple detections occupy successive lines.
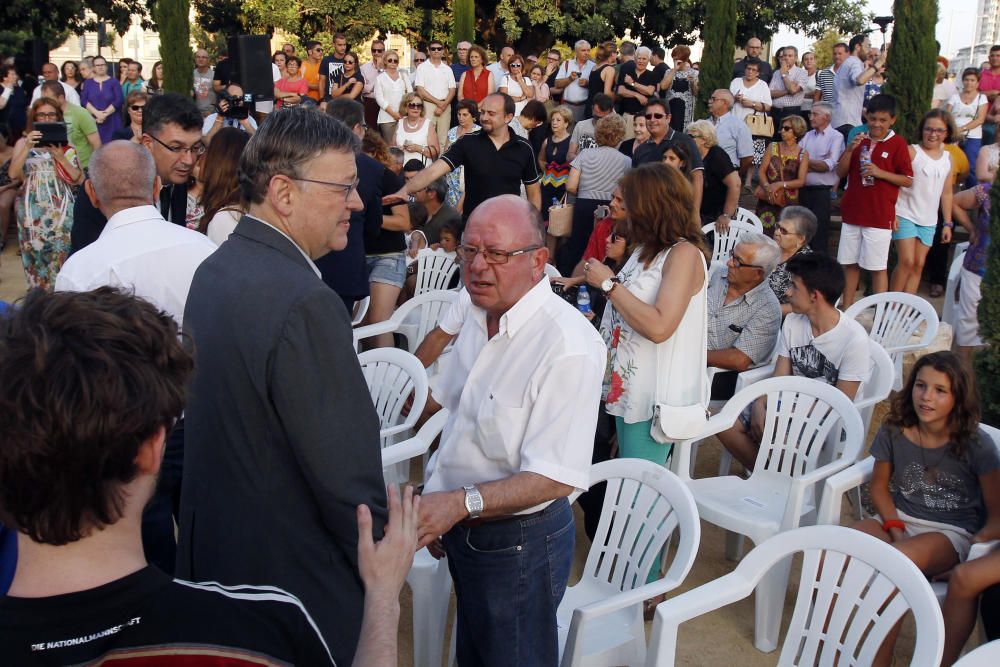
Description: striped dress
xmin=541 ymin=134 xmax=571 ymax=221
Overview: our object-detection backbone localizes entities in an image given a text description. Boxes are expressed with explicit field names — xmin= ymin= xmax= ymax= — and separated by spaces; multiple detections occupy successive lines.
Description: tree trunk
xmin=155 ymin=0 xmax=193 ymax=96
xmin=883 ymin=0 xmax=937 ymax=142
xmin=696 ymin=0 xmax=737 ymax=119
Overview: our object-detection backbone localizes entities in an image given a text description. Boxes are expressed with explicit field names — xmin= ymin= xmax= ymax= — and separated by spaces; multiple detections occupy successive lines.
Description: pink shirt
xmin=275 ymin=77 xmax=309 ymax=107
xmin=980 ymin=68 xmax=1000 ymax=95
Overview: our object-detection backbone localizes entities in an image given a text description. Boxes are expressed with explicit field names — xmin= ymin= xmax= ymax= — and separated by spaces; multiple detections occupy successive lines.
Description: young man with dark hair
xmin=835 ymin=93 xmax=912 ymax=308
xmin=303 ymin=39 xmax=327 ymax=102
xmin=318 ymin=33 xmax=348 ymax=102
xmin=0 ymin=287 xmax=420 ymax=665
xmin=717 ymin=252 xmax=871 ymax=470
xmin=833 ymin=34 xmax=884 ymax=138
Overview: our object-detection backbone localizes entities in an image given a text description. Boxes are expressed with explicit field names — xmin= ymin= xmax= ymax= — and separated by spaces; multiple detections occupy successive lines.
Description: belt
xmin=563 ymin=99 xmax=586 ymax=106
xmin=460 ymin=507 xmax=546 ymax=528
xmin=802 ymin=185 xmax=832 ymax=190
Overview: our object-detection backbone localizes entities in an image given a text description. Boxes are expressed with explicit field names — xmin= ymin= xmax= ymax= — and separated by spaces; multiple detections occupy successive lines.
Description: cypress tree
xmin=695 ymin=0 xmax=737 ymax=119
xmin=155 ymin=0 xmax=193 ymax=96
xmin=883 ymin=0 xmax=937 ymax=142
xmin=453 ymin=0 xmax=475 ymax=48
xmin=975 ymin=183 xmax=1000 ymax=424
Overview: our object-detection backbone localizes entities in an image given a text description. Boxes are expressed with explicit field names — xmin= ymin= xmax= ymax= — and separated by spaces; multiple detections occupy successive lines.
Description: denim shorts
xmin=365 ymin=252 xmax=406 ymax=288
xmin=892 ymin=216 xmax=936 ymax=247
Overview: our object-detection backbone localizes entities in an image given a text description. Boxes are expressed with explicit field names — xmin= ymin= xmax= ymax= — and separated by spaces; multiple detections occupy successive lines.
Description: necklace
xmin=915 ymin=425 xmax=950 ymax=486
xmin=403 ymin=118 xmax=421 ymax=130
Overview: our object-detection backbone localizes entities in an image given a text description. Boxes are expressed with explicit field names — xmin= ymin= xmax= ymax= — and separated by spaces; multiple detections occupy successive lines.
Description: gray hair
xmin=738 ymin=232 xmax=781 ymax=276
xmin=426 ymin=175 xmax=449 ymax=202
xmin=811 ymin=102 xmax=833 ymax=118
xmin=619 ymin=42 xmax=636 ymax=57
xmin=574 ymin=40 xmax=591 ymax=51
xmin=713 ymin=89 xmax=735 ymax=111
xmin=89 ymin=140 xmax=157 ymax=207
xmin=239 ymin=106 xmax=359 ymax=205
xmin=779 ymin=205 xmax=817 ymax=243
xmin=635 ymin=46 xmax=652 ymax=59
xmin=686 ymin=119 xmax=718 ymax=147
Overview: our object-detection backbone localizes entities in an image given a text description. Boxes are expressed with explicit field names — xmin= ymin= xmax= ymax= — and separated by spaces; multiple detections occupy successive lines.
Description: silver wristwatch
xmin=463 ymin=484 xmax=484 ymax=519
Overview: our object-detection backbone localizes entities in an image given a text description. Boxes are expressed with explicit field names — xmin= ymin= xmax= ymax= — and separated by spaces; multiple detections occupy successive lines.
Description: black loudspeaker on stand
xmin=227 ymin=35 xmax=274 ymax=102
xmin=23 ymin=40 xmax=49 ymax=76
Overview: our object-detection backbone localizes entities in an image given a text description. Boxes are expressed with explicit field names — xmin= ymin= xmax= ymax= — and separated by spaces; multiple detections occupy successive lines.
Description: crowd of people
xmin=0 ymin=30 xmax=997 ymax=667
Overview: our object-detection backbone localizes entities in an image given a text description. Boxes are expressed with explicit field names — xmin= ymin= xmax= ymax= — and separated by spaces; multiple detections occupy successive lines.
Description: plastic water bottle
xmin=859 ymin=144 xmax=875 ymax=187
xmin=577 ymin=285 xmax=592 ymax=315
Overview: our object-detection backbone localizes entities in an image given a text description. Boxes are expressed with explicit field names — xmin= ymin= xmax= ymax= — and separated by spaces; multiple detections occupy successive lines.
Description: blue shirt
xmin=712 ymin=111 xmax=754 ymax=168
xmin=833 ymin=55 xmax=865 ymax=128
xmin=800 ymin=126 xmax=846 ymax=187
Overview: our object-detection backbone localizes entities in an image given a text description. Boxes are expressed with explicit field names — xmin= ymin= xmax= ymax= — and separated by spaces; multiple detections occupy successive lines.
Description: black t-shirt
xmin=701 ymin=145 xmax=737 ymax=218
xmin=213 ymin=59 xmax=234 ymax=87
xmin=632 ymin=130 xmax=705 ymax=170
xmin=330 ymin=70 xmax=365 ymax=100
xmin=367 ymin=169 xmax=406 ymax=254
xmin=0 ymin=566 xmax=334 ymax=665
xmin=441 ymin=130 xmax=541 ymax=221
xmin=319 ymin=56 xmax=347 ymax=96
xmin=616 ymin=63 xmax=661 ymax=115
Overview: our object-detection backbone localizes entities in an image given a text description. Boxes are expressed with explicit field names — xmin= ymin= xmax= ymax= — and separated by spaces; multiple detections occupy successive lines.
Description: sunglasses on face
xmin=130 ymin=104 xmax=145 ymax=111
xmin=415 ymin=58 xmax=426 ymax=63
xmin=429 ymin=46 xmax=444 ymax=51
xmin=407 ymin=103 xmax=423 ymax=108
xmin=611 ymin=232 xmax=627 ymax=243
xmin=386 ymin=59 xmax=398 ymax=64
xmin=781 ymin=125 xmax=793 ymax=131
xmin=644 ymin=112 xmax=667 ymax=120
xmin=510 ymin=63 xmax=522 ymax=68
xmin=372 ymin=48 xmax=384 ymax=53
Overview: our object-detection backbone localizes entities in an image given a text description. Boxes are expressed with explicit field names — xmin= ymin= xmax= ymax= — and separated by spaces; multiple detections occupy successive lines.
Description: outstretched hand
xmin=357 ymin=485 xmax=420 ymax=597
xmin=382 ymin=185 xmax=409 ymax=207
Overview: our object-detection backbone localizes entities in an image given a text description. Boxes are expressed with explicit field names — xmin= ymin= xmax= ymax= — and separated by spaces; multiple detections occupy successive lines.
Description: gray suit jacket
xmin=177 ymin=217 xmax=387 ymax=665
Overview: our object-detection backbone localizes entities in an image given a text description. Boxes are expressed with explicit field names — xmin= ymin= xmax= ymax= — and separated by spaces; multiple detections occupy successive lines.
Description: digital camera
xmin=217 ymin=93 xmax=254 ymax=120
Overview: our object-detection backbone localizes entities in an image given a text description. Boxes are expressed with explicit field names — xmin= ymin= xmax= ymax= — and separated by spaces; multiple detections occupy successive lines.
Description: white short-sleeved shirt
xmin=728 ymin=78 xmax=772 ymax=121
xmin=776 ymin=311 xmax=871 ymax=386
xmin=439 ymin=287 xmax=472 ymax=335
xmin=54 ymin=205 xmax=217 ymax=326
xmin=413 ymin=60 xmax=456 ymax=100
xmin=425 ymin=278 xmax=606 ymax=503
xmin=948 ymin=92 xmax=988 ymax=139
xmin=559 ymin=59 xmax=595 ymax=104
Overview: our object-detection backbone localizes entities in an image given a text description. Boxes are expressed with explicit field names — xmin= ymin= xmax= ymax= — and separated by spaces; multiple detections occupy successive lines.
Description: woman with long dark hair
xmin=199 ymin=127 xmax=251 ymax=245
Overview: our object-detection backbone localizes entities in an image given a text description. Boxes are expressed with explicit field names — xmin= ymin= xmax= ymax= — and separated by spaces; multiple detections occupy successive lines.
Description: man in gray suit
xmin=178 ymin=107 xmax=388 ymax=665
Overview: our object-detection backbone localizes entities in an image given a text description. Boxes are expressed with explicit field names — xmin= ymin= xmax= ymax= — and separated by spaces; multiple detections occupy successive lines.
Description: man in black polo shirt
xmin=632 ymin=99 xmax=704 ymax=211
xmin=384 ymin=93 xmax=541 ymax=220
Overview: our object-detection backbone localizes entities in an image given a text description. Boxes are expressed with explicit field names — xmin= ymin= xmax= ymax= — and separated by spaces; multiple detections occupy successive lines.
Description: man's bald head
xmin=467 ymin=195 xmax=544 ymax=247
xmin=88 ymin=141 xmax=158 ymax=216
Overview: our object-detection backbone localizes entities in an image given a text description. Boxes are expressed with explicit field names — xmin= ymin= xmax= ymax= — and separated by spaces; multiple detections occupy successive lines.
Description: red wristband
xmin=882 ymin=519 xmax=905 ymax=532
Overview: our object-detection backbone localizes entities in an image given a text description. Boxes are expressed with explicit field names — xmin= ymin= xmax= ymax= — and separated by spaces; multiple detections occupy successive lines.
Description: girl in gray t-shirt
xmin=848 ymin=352 xmax=1000 ymax=665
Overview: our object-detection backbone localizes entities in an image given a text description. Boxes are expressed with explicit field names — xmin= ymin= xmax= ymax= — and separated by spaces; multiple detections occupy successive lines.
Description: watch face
xmin=601 ymin=278 xmax=614 ymax=292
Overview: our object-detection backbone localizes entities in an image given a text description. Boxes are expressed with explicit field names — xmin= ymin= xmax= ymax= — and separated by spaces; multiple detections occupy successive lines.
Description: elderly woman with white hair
xmin=617 ymin=45 xmax=660 ymax=128
xmin=769 ymin=206 xmax=816 ymax=314
xmin=686 ymin=119 xmax=741 ymax=229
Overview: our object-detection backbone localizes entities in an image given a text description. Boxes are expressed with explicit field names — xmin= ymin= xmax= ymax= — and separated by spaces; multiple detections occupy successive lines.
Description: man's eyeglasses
xmin=148 ymin=133 xmax=207 ymax=157
xmin=291 ymin=176 xmax=359 ymax=201
xmin=429 ymin=46 xmax=444 ymax=51
xmin=414 ymin=58 xmax=426 ymax=63
xmin=457 ymin=244 xmax=541 ymax=264
xmin=372 ymin=48 xmax=384 ymax=53
xmin=774 ymin=224 xmax=799 ymax=236
xmin=644 ymin=112 xmax=667 ymax=120
xmin=729 ymin=248 xmax=764 ymax=269
xmin=130 ymin=104 xmax=145 ymax=111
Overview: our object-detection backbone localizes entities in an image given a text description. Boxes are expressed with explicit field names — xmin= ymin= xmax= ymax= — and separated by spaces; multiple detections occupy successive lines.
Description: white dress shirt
xmin=54 ymin=205 xmax=217 ymax=325
xmin=413 ymin=60 xmax=456 ymax=100
xmin=30 ymin=80 xmax=81 ymax=106
xmin=425 ymin=278 xmax=606 ymax=507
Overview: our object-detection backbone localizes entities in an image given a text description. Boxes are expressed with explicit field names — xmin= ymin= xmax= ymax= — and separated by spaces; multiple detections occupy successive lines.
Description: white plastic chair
xmin=358 ymin=348 xmax=429 ymax=486
xmin=414 ymin=248 xmax=460 ymax=295
xmin=734 ymin=207 xmax=764 ymax=232
xmin=954 ymin=639 xmax=1000 ymax=666
xmin=942 ymin=241 xmax=970 ymax=329
xmin=544 ymin=263 xmax=562 ymax=279
xmin=670 ymin=376 xmax=865 ymax=651
xmin=818 ymin=424 xmax=1000 ymax=605
xmin=559 ymin=459 xmax=701 ymax=667
xmin=351 ymin=295 xmax=370 ymax=327
xmin=844 ymin=292 xmax=940 ymax=391
xmin=645 ymin=525 xmax=946 ymax=666
xmin=702 ymin=218 xmax=761 ymax=265
xmin=377 ymin=410 xmax=452 ymax=667
xmin=353 ymin=289 xmax=458 ymax=354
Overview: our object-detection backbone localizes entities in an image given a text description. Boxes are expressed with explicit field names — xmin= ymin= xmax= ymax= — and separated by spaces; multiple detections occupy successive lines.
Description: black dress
xmin=540 ymin=135 xmax=571 ymax=221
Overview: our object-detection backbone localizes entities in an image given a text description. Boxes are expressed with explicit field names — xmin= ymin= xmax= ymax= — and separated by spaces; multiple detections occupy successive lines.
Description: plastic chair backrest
xmin=702 ymin=219 xmax=761 ymax=265
xmin=357 ymin=348 xmax=429 ymax=448
xmin=953 ymin=639 xmax=1000 ymax=666
xmin=351 ymin=296 xmax=370 ymax=327
xmin=732 ymin=377 xmax=864 ymax=478
xmin=734 ymin=207 xmax=764 ymax=232
xmin=543 ymin=263 xmax=562 ymax=279
xmin=942 ymin=242 xmax=970 ymax=327
xmin=581 ymin=459 xmax=700 ymax=594
xmin=415 ymin=248 xmax=459 ymax=295
xmin=844 ymin=292 xmax=940 ymax=360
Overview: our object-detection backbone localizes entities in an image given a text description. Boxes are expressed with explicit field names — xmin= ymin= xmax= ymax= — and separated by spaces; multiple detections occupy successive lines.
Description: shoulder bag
xmin=745 ymin=109 xmax=774 ymax=139
xmin=547 ymin=192 xmax=574 ymax=237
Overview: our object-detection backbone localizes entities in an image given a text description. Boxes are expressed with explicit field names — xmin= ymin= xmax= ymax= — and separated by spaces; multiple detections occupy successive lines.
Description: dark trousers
xmin=444 ymin=498 xmax=574 ymax=667
xmin=799 ymin=185 xmax=833 ymax=255
xmin=557 ymin=197 xmax=606 ymax=277
xmin=143 ymin=418 xmax=184 ymax=575
xmin=983 ymin=583 xmax=1000 ymax=640
xmin=923 ymin=210 xmax=950 ymax=287
xmin=576 ymin=404 xmax=615 ymax=541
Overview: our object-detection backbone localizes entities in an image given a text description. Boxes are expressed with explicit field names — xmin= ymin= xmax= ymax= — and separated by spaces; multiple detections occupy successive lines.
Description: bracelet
xmin=944 ymin=221 xmax=955 ymax=228
xmin=882 ymin=519 xmax=905 ymax=532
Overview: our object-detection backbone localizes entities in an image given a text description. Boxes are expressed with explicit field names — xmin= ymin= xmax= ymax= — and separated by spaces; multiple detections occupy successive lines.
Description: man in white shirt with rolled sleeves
xmin=415 ymin=195 xmax=605 ymax=667
xmin=555 ymin=40 xmax=594 ymax=122
xmin=414 ymin=39 xmax=456 ymax=146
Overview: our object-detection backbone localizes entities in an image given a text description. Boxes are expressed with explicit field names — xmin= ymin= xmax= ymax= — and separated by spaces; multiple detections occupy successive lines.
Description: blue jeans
xmin=443 ymin=497 xmax=574 ymax=667
xmin=963 ymin=137 xmax=983 ymax=187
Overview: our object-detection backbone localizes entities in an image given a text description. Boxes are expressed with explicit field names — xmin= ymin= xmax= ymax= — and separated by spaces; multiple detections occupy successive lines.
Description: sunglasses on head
xmin=644 ymin=112 xmax=667 ymax=120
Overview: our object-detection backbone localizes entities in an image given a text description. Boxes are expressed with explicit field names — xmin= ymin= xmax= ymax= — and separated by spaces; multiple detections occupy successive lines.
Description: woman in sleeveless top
xmin=754 ymin=113 xmax=809 ymax=234
xmin=586 ymin=43 xmax=617 ymax=117
xmin=393 ymin=92 xmax=439 ymax=166
xmin=458 ymin=45 xmax=494 ymax=106
xmin=539 ymin=106 xmax=573 ymax=224
xmin=585 ymin=164 xmax=708 ymax=604
xmin=890 ymin=109 xmax=954 ymax=294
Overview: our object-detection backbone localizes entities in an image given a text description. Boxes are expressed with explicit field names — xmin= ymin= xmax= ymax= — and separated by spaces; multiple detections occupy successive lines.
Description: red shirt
xmin=582 ymin=217 xmax=614 ymax=262
xmin=840 ymin=131 xmax=913 ymax=230
xmin=980 ymin=68 xmax=1000 ymax=94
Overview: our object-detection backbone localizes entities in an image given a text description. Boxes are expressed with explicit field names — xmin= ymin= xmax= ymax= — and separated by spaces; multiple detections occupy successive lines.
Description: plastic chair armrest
xmin=353 ymin=320 xmax=398 ymax=342
xmin=967 ymin=539 xmax=999 ymax=561
xmin=782 ymin=456 xmax=856 ymax=530
xmin=380 ymin=409 xmax=448 ymax=468
xmin=817 ymin=457 xmax=875 ymax=525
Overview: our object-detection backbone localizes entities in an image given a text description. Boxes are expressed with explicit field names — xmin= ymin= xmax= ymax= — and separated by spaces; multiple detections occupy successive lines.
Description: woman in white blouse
xmin=730 ymin=61 xmax=773 ymax=189
xmin=499 ymin=54 xmax=535 ymax=116
xmin=375 ymin=50 xmax=413 ymax=144
xmin=947 ymin=67 xmax=988 ymax=184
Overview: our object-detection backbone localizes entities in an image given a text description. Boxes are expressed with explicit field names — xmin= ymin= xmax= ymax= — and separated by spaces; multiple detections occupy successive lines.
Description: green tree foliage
xmin=810 ymin=30 xmax=846 ymax=70
xmin=452 ymin=0 xmax=475 ymax=47
xmin=975 ymin=183 xmax=1000 ymax=424
xmin=0 ymin=0 xmax=153 ymax=47
xmin=883 ymin=0 xmax=937 ymax=143
xmin=153 ymin=0 xmax=192 ymax=96
xmin=695 ymin=0 xmax=736 ymax=119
